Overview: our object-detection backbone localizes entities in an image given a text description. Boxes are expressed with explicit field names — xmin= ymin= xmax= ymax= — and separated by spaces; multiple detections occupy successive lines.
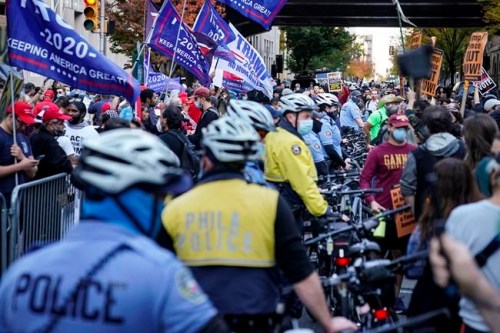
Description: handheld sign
xmin=410 ymin=31 xmax=422 ymax=50
xmin=463 ymin=32 xmax=488 ymax=81
xmin=420 ymin=49 xmax=444 ymax=97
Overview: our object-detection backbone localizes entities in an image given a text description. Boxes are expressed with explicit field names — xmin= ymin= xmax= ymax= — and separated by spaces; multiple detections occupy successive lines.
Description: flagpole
xmin=168 ymin=0 xmax=188 ymax=80
xmin=8 ymin=70 xmax=19 ymax=186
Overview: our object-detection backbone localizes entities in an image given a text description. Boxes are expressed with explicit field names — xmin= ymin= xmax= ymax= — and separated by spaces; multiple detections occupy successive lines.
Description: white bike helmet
xmin=316 ymin=93 xmax=339 ymax=107
xmin=72 ymin=129 xmax=184 ymax=195
xmin=227 ymin=100 xmax=276 ymax=132
xmin=280 ymin=93 xmax=319 ymax=113
xmin=202 ymin=116 xmax=260 ymax=163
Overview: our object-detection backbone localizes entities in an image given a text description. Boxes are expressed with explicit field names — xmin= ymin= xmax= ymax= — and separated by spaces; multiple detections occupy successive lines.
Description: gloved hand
xmin=324 ymin=206 xmax=338 ymax=221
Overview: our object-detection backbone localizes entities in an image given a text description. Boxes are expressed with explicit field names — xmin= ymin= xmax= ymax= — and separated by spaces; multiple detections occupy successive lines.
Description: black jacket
xmin=188 ymin=107 xmax=219 ymax=150
xmin=29 ymin=127 xmax=73 ymax=180
xmin=159 ymin=129 xmax=186 ymax=162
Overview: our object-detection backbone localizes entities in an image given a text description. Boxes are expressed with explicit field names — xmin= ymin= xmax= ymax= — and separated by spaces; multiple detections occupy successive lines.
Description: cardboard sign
xmin=475 ymin=67 xmax=497 ymax=96
xmin=463 ymin=31 xmax=488 ymax=81
xmin=421 ymin=48 xmax=444 ymax=97
xmin=410 ymin=31 xmax=422 ymax=49
xmin=390 ymin=185 xmax=416 ymax=238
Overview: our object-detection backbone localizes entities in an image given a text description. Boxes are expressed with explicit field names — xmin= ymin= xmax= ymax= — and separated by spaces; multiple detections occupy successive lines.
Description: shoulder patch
xmin=313 ymin=143 xmax=321 ymax=151
xmin=175 ymin=268 xmax=207 ymax=304
xmin=291 ymin=144 xmax=302 ymax=155
xmin=324 ymin=131 xmax=332 ymax=137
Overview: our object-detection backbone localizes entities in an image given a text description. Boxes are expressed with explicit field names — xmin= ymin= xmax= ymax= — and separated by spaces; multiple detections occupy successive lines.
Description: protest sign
xmin=475 ymin=67 xmax=496 ymax=96
xmin=327 ymin=72 xmax=342 ymax=92
xmin=421 ymin=48 xmax=444 ymax=97
xmin=410 ymin=31 xmax=422 ymax=50
xmin=7 ymin=0 xmax=140 ymax=103
xmin=463 ymin=31 xmax=488 ymax=81
xmin=390 ymin=185 xmax=416 ymax=238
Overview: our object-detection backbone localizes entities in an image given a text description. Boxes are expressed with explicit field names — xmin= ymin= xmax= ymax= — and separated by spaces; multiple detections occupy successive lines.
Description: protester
xmin=29 ymin=105 xmax=73 ymax=179
xmin=0 ymin=102 xmax=38 ymax=204
xmin=159 ymin=105 xmax=189 ymax=163
xmin=140 ymin=89 xmax=161 ymax=135
xmin=462 ymin=114 xmax=498 ymax=171
xmin=64 ymin=101 xmax=99 ymax=156
xmin=401 ymin=105 xmax=466 ymax=221
xmin=445 ymin=153 xmax=500 ymax=333
xmin=406 ymin=158 xmax=482 ymax=332
xmin=188 ymin=87 xmax=219 ymax=150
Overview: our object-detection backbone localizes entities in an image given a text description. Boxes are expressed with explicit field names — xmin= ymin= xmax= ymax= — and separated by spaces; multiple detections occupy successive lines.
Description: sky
xmin=350 ymin=27 xmax=402 ymax=79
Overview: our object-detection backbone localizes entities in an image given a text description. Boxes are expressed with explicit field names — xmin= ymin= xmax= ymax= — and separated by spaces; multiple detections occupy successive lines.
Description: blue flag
xmin=216 ymin=0 xmax=287 ymax=29
xmin=193 ymin=1 xmax=236 ymax=62
xmin=147 ymin=1 xmax=211 ymax=86
xmin=147 ymin=67 xmax=184 ymax=94
xmin=7 ymin=0 xmax=139 ymax=103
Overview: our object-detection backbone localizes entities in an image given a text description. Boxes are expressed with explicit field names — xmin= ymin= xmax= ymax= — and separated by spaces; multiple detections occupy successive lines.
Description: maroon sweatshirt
xmin=360 ymin=141 xmax=417 ymax=209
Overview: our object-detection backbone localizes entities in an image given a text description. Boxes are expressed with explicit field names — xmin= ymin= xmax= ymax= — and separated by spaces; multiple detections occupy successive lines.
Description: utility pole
xmin=99 ymin=0 xmax=106 ymax=55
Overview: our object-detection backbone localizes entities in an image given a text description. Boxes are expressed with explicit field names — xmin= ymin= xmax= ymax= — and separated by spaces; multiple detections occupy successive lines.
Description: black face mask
xmin=312 ymin=118 xmax=323 ymax=134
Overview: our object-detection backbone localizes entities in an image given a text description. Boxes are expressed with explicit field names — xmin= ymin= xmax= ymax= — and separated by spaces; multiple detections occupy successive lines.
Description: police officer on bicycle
xmin=0 ymin=129 xmax=229 ymax=333
xmin=264 ymin=93 xmax=335 ymax=225
xmin=160 ymin=116 xmax=357 ymax=333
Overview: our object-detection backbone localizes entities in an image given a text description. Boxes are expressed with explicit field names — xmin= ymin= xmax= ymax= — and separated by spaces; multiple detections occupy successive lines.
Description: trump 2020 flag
xmin=7 ymin=0 xmax=140 ymax=103
xmin=147 ymin=1 xmax=211 ymax=86
xmin=193 ymin=1 xmax=236 ymax=62
xmin=216 ymin=0 xmax=287 ymax=30
xmin=213 ymin=23 xmax=274 ymax=98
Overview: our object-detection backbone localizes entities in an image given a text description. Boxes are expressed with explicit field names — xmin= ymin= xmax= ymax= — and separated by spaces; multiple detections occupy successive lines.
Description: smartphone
xmin=36 ymin=155 xmax=46 ymax=161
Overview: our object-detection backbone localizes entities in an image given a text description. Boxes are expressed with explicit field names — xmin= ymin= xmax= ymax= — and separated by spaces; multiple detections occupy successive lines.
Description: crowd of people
xmin=0 ymin=76 xmax=500 ymax=333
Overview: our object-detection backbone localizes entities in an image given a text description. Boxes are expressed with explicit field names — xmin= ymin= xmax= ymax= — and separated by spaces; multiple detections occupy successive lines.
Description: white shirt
xmin=64 ymin=122 xmax=99 ymax=156
xmin=57 ymin=136 xmax=75 ymax=156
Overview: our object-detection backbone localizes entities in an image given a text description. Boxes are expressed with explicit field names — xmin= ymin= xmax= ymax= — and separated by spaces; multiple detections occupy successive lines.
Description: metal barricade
xmin=8 ymin=173 xmax=82 ymax=265
xmin=0 ymin=193 xmax=7 ymax=276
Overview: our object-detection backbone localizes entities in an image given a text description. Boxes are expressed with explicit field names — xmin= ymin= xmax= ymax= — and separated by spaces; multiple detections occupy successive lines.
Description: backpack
xmin=370 ymin=115 xmax=389 ymax=146
xmin=171 ymin=131 xmax=200 ymax=179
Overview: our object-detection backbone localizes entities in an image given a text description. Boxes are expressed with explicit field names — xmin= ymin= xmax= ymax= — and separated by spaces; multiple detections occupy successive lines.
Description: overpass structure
xmin=227 ymin=0 xmax=485 ymax=36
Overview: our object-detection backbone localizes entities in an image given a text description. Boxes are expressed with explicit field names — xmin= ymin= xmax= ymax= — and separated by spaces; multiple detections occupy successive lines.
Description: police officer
xmin=160 ymin=117 xmax=357 ymax=333
xmin=303 ymin=131 xmax=328 ymax=177
xmin=316 ymin=93 xmax=351 ymax=171
xmin=0 ymin=129 xmax=228 ymax=333
xmin=264 ymin=93 xmax=333 ymax=221
xmin=226 ymin=99 xmax=276 ymax=187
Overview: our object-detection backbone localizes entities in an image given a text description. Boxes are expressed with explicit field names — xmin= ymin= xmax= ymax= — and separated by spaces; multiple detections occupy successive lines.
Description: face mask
xmin=297 ymin=119 xmax=313 ymax=135
xmin=195 ymin=101 xmax=203 ymax=109
xmin=392 ymin=128 xmax=407 ymax=143
xmin=53 ymin=128 xmax=65 ymax=137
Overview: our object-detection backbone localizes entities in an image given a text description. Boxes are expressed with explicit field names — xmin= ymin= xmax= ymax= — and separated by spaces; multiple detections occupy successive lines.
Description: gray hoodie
xmin=400 ymin=132 xmax=463 ymax=196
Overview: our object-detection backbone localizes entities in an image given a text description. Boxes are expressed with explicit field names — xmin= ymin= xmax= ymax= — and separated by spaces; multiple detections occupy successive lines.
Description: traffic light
xmin=389 ymin=46 xmax=395 ymax=56
xmin=83 ymin=0 xmax=99 ymax=31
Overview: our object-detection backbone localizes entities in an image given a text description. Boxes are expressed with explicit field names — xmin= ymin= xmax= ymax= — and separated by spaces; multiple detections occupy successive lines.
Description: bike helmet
xmin=72 ymin=129 xmax=184 ymax=195
xmin=316 ymin=93 xmax=339 ymax=107
xmin=280 ymin=93 xmax=319 ymax=113
xmin=227 ymin=100 xmax=276 ymax=132
xmin=202 ymin=116 xmax=260 ymax=163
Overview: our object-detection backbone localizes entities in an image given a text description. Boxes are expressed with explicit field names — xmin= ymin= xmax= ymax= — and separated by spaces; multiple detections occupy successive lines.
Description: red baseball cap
xmin=7 ymin=102 xmax=36 ymax=125
xmin=44 ymin=89 xmax=54 ymax=100
xmin=42 ymin=104 xmax=71 ymax=122
xmin=194 ymin=87 xmax=210 ymax=99
xmin=102 ymin=102 xmax=111 ymax=113
xmin=388 ymin=114 xmax=410 ymax=128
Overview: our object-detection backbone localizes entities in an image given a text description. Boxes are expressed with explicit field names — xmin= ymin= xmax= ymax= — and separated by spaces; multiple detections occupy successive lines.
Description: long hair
xmin=419 ymin=158 xmax=483 ymax=241
xmin=463 ymin=114 xmax=498 ymax=170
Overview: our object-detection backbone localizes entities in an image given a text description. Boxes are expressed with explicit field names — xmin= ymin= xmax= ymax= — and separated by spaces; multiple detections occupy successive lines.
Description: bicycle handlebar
xmin=322 ymin=188 xmax=384 ymax=196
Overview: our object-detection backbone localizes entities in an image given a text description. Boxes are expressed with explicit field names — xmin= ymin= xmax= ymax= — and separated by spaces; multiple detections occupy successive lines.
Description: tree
xmin=284 ymin=27 xmax=355 ymax=73
xmin=346 ymin=59 xmax=374 ymax=80
xmin=478 ymin=0 xmax=500 ymax=34
xmin=107 ymin=0 xmax=224 ymax=70
xmin=422 ymin=28 xmax=476 ymax=86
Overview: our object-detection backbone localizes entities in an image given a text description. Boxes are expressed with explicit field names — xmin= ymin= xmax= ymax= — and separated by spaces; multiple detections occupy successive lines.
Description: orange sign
xmin=463 ymin=31 xmax=488 ymax=81
xmin=421 ymin=48 xmax=444 ymax=97
xmin=410 ymin=31 xmax=422 ymax=50
xmin=390 ymin=185 xmax=416 ymax=238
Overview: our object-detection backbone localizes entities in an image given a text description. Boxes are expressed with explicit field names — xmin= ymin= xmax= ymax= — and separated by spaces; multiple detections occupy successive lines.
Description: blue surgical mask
xmin=392 ymin=128 xmax=407 ymax=143
xmin=297 ymin=119 xmax=313 ymax=135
